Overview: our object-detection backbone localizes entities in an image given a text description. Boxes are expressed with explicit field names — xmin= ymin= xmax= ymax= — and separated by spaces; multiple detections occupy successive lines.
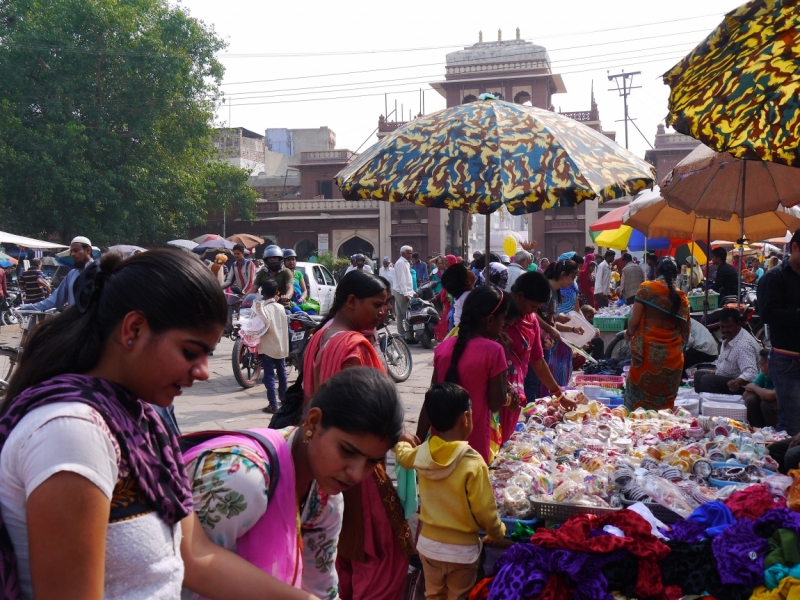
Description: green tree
xmin=0 ymin=0 xmax=257 ymax=245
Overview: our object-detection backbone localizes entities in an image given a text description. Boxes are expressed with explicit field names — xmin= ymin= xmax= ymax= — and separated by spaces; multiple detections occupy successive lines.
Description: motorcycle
xmin=406 ymin=294 xmax=440 ymax=350
xmin=286 ymin=311 xmax=323 ymax=373
xmin=377 ymin=322 xmax=413 ymax=382
xmin=231 ymin=292 xmax=264 ymax=388
xmin=1 ymin=290 xmax=22 ymax=326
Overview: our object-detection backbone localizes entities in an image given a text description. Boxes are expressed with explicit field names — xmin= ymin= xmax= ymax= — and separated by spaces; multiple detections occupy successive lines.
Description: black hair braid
xmin=656 ymin=257 xmax=681 ymax=316
xmin=444 ymin=286 xmax=505 ymax=384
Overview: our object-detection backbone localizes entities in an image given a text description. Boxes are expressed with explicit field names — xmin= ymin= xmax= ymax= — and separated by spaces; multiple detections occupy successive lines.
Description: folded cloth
xmin=487 ymin=543 xmax=626 ymax=600
xmin=531 ymin=510 xmax=670 ymax=598
xmin=751 ymin=576 xmax=800 ymax=599
xmin=685 ymin=500 xmax=735 ymax=537
xmin=626 ymin=502 xmax=669 ymax=540
xmin=712 ymin=518 xmax=768 ymax=586
xmin=766 ymin=564 xmax=800 ymax=591
xmin=724 ymin=484 xmax=785 ymax=520
xmin=766 ymin=529 xmax=800 ymax=569
xmin=394 ymin=463 xmax=418 ymax=519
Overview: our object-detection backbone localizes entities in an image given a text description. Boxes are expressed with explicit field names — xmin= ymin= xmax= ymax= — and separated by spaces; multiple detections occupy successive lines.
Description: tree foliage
xmin=0 ymin=0 xmax=258 ymax=244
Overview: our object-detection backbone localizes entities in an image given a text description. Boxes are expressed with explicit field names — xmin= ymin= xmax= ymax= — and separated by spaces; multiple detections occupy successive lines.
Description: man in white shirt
xmin=594 ymin=250 xmax=614 ymax=308
xmin=506 ymin=250 xmax=531 ymax=290
xmin=344 ymin=254 xmax=374 ymax=274
xmin=684 ymin=319 xmax=719 ymax=371
xmin=393 ymin=246 xmax=416 ymax=341
xmin=378 ymin=257 xmax=395 ymax=291
xmin=694 ymin=308 xmax=760 ymax=394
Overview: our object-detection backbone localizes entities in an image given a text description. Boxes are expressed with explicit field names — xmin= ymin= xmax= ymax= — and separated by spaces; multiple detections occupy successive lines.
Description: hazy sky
xmin=179 ymin=0 xmax=744 ymax=161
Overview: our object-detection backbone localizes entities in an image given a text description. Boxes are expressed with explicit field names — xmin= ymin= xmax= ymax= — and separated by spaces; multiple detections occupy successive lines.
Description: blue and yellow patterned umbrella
xmin=663 ymin=0 xmax=800 ymax=167
xmin=335 ymin=99 xmax=655 ymax=216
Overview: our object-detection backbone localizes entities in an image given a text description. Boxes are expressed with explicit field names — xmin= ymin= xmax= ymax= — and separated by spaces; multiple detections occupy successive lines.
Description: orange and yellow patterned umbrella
xmin=663 ymin=0 xmax=800 ymax=167
xmin=335 ymin=99 xmax=654 ymax=215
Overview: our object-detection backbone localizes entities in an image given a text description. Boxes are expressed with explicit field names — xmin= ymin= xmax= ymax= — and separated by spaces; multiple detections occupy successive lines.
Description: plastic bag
xmin=641 ymin=474 xmax=699 ymax=518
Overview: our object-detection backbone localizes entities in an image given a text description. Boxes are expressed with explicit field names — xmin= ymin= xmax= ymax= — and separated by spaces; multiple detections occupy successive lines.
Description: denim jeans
xmin=770 ymin=352 xmax=800 ymax=436
xmin=261 ymin=355 xmax=287 ymax=407
xmin=154 ymin=405 xmax=181 ymax=437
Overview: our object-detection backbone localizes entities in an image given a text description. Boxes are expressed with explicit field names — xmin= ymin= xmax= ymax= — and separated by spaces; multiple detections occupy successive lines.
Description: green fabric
xmin=394 ymin=463 xmax=419 ymax=519
xmin=527 ymin=263 xmax=538 ymax=272
xmin=754 ymin=372 xmax=775 ymax=390
xmin=765 ymin=529 xmax=800 ymax=569
xmin=511 ymin=520 xmax=536 ymax=542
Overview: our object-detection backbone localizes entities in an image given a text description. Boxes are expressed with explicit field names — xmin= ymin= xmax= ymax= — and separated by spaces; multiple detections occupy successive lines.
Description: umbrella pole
xmin=738 ymin=163 xmax=746 ymax=310
xmin=704 ymin=219 xmax=711 ymax=323
xmin=484 ymin=212 xmax=491 ymax=284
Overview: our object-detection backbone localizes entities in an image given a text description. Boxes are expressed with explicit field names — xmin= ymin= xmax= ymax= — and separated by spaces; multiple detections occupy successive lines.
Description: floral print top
xmin=183 ymin=427 xmax=344 ymax=600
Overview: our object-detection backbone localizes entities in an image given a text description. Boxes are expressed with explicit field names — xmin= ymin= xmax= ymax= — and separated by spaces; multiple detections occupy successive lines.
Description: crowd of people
xmin=0 ymin=229 xmax=798 ymax=600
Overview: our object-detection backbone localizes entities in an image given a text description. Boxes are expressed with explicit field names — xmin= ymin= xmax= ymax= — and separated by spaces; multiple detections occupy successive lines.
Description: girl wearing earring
xmin=182 ymin=368 xmax=406 ymax=599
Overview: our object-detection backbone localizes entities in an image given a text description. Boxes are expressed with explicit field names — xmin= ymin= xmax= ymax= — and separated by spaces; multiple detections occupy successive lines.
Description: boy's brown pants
xmin=420 ymin=554 xmax=479 ymax=600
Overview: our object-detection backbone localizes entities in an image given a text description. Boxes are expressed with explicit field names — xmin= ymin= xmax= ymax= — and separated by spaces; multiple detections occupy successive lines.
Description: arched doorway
xmin=338 ymin=236 xmax=375 ymax=260
xmin=294 ymin=239 xmax=316 ymax=260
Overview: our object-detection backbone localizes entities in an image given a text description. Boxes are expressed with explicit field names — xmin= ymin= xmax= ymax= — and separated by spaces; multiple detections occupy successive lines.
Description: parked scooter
xmin=406 ymin=281 xmax=440 ymax=349
xmin=286 ymin=311 xmax=323 ymax=374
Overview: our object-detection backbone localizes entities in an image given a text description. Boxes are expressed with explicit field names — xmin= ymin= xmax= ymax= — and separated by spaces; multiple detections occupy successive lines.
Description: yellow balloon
xmin=503 ymin=235 xmax=518 ymax=257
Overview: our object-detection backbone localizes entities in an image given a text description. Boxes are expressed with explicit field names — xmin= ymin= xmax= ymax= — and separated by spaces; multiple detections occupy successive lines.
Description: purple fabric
xmin=488 ymin=543 xmax=627 ymax=600
xmin=755 ymin=507 xmax=800 ymax=539
xmin=663 ymin=519 xmax=708 ymax=543
xmin=0 ymin=374 xmax=192 ymax=599
xmin=711 ymin=518 xmax=768 ymax=586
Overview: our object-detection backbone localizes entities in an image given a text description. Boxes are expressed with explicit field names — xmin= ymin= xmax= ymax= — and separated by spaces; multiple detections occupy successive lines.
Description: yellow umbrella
xmin=594 ymin=226 xmax=633 ymax=251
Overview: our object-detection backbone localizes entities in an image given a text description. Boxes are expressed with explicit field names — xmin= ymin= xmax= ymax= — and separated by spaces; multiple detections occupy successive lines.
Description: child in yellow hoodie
xmin=394 ymin=383 xmax=505 ymax=600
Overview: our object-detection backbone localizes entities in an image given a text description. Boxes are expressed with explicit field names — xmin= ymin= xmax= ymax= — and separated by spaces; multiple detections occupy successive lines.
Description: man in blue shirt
xmin=411 ymin=252 xmax=429 ymax=285
xmin=20 ymin=236 xmax=93 ymax=312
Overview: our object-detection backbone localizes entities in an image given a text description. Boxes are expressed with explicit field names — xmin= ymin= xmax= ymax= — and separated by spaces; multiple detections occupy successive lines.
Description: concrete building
xmin=265 ymin=127 xmax=336 ymax=164
xmin=212 ymin=127 xmax=267 ymax=174
xmin=644 ymin=123 xmax=701 ymax=185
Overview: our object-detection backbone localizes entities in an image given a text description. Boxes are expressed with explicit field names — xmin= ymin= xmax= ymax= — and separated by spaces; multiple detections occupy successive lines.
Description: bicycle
xmin=0 ymin=310 xmax=55 ymax=398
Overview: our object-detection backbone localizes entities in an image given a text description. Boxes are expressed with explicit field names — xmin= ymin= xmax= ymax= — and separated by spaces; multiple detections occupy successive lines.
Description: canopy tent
xmin=0 ymin=231 xmax=67 ymax=250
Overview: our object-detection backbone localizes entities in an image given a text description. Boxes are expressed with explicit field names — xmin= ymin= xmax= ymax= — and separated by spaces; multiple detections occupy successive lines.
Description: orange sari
xmin=624 ymin=281 xmax=691 ymax=412
xmin=302 ymin=323 xmax=414 ymax=600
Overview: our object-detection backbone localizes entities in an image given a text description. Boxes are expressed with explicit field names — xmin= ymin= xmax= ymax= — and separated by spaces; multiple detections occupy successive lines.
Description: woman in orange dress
xmin=303 ymin=270 xmax=416 ymax=600
xmin=624 ymin=257 xmax=691 ymax=411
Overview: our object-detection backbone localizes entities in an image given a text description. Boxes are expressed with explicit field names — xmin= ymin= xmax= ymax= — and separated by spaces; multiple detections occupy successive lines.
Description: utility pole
xmin=607 ymin=70 xmax=641 ymax=150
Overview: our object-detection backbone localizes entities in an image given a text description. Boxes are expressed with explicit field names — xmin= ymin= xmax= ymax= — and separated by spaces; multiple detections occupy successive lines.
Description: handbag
xmin=268 ymin=371 xmax=305 ymax=429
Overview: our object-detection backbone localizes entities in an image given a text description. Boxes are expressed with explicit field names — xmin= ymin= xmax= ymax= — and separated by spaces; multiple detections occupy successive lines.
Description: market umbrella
xmin=589 ymin=205 xmax=630 ymax=232
xmin=193 ymin=238 xmax=236 ymax=253
xmin=108 ymin=245 xmax=145 ymax=258
xmin=193 ymin=233 xmax=223 ymax=245
xmin=625 ymin=185 xmax=800 ymax=242
xmin=593 ymin=226 xmax=676 ymax=252
xmin=0 ymin=252 xmax=18 ymax=268
xmin=167 ymin=239 xmax=198 ymax=251
xmin=659 ymin=144 xmax=800 ymax=218
xmin=226 ymin=233 xmax=264 ymax=249
xmin=335 ymin=98 xmax=655 ymax=281
xmin=661 ymin=143 xmax=800 ymax=304
xmin=663 ymin=0 xmax=800 ymax=167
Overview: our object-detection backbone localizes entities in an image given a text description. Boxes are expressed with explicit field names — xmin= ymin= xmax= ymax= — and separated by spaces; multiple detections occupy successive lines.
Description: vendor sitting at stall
xmin=693 ymin=308 xmax=760 ymax=395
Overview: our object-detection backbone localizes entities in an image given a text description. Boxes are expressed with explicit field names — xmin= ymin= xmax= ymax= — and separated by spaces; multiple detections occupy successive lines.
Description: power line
xmin=223 ymin=47 xmax=693 ymax=103
xmin=221 ymin=41 xmax=697 ymax=97
xmin=224 ymin=53 xmax=691 ymax=108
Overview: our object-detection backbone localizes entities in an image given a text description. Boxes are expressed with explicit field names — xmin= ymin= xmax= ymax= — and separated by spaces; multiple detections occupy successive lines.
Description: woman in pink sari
xmin=183 ymin=368 xmax=405 ymax=600
xmin=303 ymin=270 xmax=416 ymax=600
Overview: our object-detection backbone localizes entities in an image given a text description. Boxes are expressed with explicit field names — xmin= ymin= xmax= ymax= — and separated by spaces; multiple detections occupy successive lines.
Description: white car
xmin=295 ymin=261 xmax=337 ymax=316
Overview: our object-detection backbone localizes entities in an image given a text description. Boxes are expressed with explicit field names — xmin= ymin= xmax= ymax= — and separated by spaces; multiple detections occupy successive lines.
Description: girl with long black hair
xmin=0 ymin=250 xmax=317 ymax=600
xmin=418 ymin=286 xmax=511 ymax=463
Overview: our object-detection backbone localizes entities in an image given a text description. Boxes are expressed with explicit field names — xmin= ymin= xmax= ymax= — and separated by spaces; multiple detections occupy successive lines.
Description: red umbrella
xmin=589 ymin=205 xmax=630 ymax=232
xmin=193 ymin=233 xmax=223 ymax=245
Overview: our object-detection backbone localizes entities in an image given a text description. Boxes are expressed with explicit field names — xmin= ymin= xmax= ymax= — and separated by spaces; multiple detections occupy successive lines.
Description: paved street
xmin=174 ymin=330 xmax=434 ymax=434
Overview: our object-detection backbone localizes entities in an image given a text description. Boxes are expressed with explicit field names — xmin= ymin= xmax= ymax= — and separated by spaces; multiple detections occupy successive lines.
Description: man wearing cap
xmin=394 ymin=246 xmax=416 ymax=341
xmin=20 ymin=236 xmax=93 ymax=312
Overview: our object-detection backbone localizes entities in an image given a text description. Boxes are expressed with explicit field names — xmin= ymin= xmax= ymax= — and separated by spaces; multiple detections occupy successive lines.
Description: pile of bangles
xmin=490 ymin=391 xmax=789 ymax=520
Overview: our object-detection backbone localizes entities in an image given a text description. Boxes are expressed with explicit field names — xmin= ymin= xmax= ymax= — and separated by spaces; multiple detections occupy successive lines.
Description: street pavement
xmin=174 ymin=330 xmax=434 ymax=435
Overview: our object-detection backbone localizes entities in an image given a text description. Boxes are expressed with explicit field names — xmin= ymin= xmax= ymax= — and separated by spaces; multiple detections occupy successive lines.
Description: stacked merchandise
xmin=475 ymin=392 xmax=800 ymax=600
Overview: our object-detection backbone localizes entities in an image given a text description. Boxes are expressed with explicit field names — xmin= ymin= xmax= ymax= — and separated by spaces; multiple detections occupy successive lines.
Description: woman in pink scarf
xmin=577 ymin=252 xmax=597 ymax=308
